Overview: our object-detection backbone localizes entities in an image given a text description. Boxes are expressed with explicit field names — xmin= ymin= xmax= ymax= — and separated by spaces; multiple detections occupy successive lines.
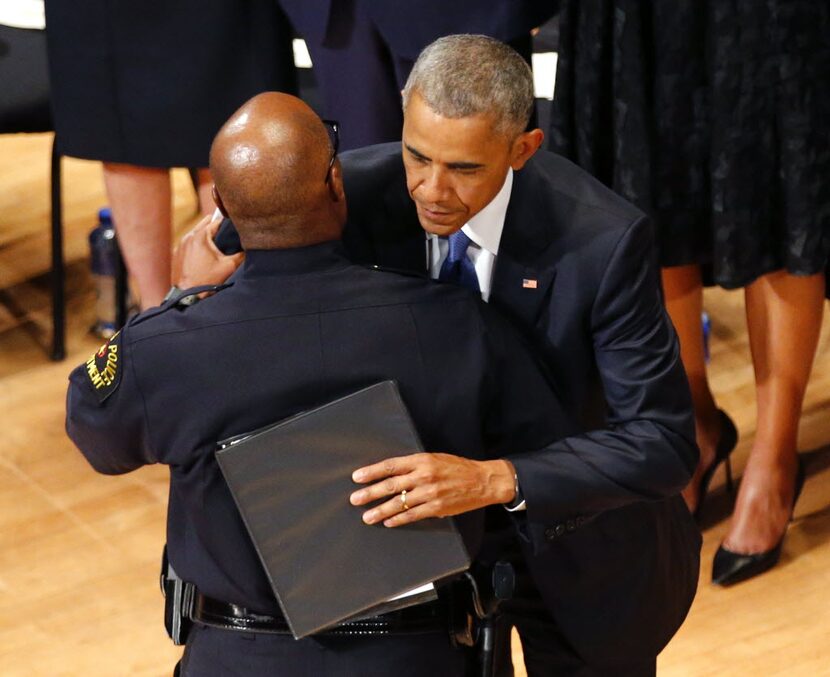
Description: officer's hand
xmin=350 ymin=453 xmax=516 ymax=527
xmin=173 ymin=213 xmax=244 ymax=289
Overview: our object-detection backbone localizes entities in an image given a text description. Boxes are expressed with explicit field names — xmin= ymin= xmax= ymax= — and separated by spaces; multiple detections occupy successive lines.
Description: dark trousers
xmin=304 ymin=0 xmax=535 ymax=150
xmin=492 ymin=599 xmax=656 ymax=677
xmin=177 ymin=623 xmax=466 ymax=676
xmin=478 ymin=527 xmax=656 ymax=677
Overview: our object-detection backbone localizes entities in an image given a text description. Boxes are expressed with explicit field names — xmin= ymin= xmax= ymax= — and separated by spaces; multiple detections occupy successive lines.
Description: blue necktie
xmin=438 ymin=230 xmax=480 ymax=292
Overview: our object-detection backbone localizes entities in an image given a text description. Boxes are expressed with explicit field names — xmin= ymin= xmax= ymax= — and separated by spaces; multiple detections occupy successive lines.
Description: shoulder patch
xmin=84 ymin=331 xmax=123 ymax=402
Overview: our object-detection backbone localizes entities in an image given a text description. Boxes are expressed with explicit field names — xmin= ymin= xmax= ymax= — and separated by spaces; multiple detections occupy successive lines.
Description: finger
xmin=360 ymin=487 xmax=426 ymax=524
xmin=383 ymin=503 xmax=435 ymax=527
xmin=198 ymin=218 xmax=229 ymax=257
xmin=203 ymin=227 xmax=225 ymax=255
xmin=204 ymin=212 xmax=225 ymax=238
xmin=177 ymin=216 xmax=210 ymax=249
xmin=178 ymin=228 xmax=195 ymax=247
xmin=190 ymin=214 xmax=213 ymax=235
xmin=350 ymin=472 xmax=417 ymax=506
xmin=351 ymin=454 xmax=420 ymax=484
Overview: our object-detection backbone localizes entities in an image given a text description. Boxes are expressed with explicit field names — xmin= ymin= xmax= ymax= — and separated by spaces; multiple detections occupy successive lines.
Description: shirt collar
xmin=461 ymin=168 xmax=513 ymax=255
xmin=240 ymin=240 xmax=350 ymax=277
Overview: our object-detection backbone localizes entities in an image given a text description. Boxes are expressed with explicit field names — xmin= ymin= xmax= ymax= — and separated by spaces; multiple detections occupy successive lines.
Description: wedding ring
xmin=400 ymin=489 xmax=410 ymax=511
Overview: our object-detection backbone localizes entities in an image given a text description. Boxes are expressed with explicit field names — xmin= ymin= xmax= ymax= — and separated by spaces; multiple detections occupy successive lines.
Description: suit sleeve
xmin=65 ymin=328 xmax=157 ymax=475
xmin=507 ymin=216 xmax=698 ymax=534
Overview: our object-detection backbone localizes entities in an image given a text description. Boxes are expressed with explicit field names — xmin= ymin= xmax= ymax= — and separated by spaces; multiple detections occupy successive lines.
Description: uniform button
xmin=554 ymin=524 xmax=566 ymax=537
xmin=566 ymin=520 xmax=575 ymax=532
xmin=544 ymin=527 xmax=557 ymax=540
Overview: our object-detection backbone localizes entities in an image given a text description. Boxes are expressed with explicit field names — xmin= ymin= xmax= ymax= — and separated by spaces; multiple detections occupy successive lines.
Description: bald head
xmin=210 ymin=92 xmax=345 ymax=249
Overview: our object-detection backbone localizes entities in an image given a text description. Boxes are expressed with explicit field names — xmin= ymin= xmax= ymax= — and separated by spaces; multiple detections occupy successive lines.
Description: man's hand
xmin=350 ymin=453 xmax=516 ymax=527
xmin=172 ymin=213 xmax=244 ymax=289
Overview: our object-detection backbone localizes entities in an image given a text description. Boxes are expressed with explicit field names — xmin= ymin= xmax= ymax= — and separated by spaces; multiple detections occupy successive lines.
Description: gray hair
xmin=402 ymin=34 xmax=534 ymax=137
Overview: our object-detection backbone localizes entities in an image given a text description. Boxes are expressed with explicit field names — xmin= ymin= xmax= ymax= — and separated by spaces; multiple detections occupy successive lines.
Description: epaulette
xmin=363 ymin=264 xmax=429 ymax=279
xmin=128 ymin=283 xmax=234 ymax=326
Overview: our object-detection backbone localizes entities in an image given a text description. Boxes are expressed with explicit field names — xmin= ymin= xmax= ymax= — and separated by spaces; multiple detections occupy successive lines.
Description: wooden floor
xmin=1 ymin=132 xmax=828 ymax=676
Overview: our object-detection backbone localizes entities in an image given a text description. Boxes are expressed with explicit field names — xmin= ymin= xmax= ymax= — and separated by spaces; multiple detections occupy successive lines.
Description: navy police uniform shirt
xmin=66 ymin=241 xmax=570 ymax=614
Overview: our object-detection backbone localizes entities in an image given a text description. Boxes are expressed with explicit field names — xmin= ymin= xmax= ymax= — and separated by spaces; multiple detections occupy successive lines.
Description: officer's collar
xmin=240 ymin=240 xmax=351 ymax=278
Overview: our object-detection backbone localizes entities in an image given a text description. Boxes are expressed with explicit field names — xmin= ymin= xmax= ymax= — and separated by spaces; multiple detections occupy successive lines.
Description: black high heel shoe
xmin=693 ymin=409 xmax=738 ymax=521
xmin=711 ymin=458 xmax=806 ymax=586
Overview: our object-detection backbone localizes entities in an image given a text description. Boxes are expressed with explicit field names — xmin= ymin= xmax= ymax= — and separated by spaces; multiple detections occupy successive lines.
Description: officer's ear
xmin=326 ymin=160 xmax=346 ymax=204
xmin=212 ymin=185 xmax=229 ymax=218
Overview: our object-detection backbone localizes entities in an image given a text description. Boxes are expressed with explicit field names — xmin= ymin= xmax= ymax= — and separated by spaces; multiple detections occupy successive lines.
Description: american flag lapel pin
xmin=522 ymin=278 xmax=538 ymax=289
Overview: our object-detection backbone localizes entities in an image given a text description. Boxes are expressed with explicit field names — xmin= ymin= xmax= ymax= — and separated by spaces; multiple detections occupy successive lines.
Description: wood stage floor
xmin=1 ymin=133 xmax=828 ymax=676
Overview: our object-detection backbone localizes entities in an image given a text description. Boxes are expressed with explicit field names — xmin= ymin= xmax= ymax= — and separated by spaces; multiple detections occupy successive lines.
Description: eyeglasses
xmin=322 ymin=119 xmax=340 ymax=184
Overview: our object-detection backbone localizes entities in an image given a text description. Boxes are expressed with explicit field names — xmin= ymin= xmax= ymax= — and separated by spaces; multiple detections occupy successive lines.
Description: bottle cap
xmin=98 ymin=207 xmax=113 ymax=225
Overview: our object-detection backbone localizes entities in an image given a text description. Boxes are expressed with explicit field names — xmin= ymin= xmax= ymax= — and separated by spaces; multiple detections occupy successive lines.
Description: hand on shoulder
xmin=172 ymin=213 xmax=244 ymax=289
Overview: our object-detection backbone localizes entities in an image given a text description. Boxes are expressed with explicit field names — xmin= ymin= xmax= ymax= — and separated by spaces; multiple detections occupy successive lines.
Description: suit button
xmin=576 ymin=516 xmax=586 ymax=526
xmin=544 ymin=527 xmax=557 ymax=540
xmin=554 ymin=524 xmax=566 ymax=537
xmin=566 ymin=520 xmax=575 ymax=532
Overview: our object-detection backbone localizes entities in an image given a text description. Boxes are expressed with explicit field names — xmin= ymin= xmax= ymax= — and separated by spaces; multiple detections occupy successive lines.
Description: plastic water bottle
xmin=702 ymin=311 xmax=711 ymax=363
xmin=89 ymin=207 xmax=118 ymax=339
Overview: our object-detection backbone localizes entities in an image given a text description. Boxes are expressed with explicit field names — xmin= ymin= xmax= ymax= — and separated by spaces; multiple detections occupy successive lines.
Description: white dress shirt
xmin=426 ymin=169 xmax=514 ymax=303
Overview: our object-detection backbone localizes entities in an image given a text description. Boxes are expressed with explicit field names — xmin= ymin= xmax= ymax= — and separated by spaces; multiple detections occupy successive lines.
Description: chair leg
xmin=115 ymin=237 xmax=128 ymax=329
xmin=50 ymin=138 xmax=66 ymax=361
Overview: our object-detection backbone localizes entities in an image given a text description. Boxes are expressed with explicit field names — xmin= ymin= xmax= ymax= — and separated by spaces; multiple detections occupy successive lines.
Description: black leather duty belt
xmin=190 ymin=591 xmax=448 ymax=637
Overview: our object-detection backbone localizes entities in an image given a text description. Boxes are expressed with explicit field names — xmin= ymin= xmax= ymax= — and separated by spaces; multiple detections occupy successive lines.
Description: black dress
xmin=549 ymin=0 xmax=830 ymax=289
xmin=44 ymin=0 xmax=297 ymax=168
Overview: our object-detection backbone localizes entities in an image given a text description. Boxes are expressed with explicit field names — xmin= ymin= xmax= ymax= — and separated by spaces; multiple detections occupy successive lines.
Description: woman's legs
xmin=103 ymin=163 xmax=172 ymax=309
xmin=661 ymin=264 xmax=723 ymax=512
xmin=103 ymin=164 xmax=214 ymax=310
xmin=723 ymin=270 xmax=824 ymax=553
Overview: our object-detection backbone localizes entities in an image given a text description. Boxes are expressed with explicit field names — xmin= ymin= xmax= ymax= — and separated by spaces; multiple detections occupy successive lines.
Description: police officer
xmin=65 ymin=92 xmax=572 ymax=676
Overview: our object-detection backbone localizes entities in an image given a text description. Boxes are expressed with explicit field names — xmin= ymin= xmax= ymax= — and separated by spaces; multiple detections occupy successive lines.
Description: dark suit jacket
xmin=279 ymin=0 xmax=555 ymax=58
xmin=341 ymin=143 xmax=702 ymax=666
xmin=66 ymin=242 xmax=570 ymax=615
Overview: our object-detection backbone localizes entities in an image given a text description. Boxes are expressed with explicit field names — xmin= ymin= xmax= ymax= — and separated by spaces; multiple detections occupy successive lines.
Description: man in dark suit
xmin=278 ymin=0 xmax=556 ymax=148
xmin=180 ymin=37 xmax=701 ymax=675
xmin=66 ymin=92 xmax=574 ymax=676
xmin=336 ymin=36 xmax=702 ymax=676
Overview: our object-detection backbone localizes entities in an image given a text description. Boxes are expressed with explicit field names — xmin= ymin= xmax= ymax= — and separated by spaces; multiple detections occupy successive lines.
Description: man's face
xmin=402 ymin=93 xmax=522 ymax=236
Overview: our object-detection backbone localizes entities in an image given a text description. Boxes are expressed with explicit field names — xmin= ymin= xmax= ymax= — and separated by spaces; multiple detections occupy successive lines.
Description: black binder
xmin=215 ymin=380 xmax=470 ymax=639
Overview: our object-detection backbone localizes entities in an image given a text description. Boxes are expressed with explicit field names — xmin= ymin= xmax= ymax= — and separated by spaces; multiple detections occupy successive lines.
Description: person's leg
xmin=180 ymin=624 xmax=466 ymax=677
xmin=661 ymin=264 xmax=723 ymax=512
xmin=722 ymin=270 xmax=824 ymax=553
xmin=102 ymin=162 xmax=171 ymax=309
xmin=317 ymin=631 xmax=466 ymax=676
xmin=305 ymin=4 xmax=403 ymax=150
xmin=511 ymin=609 xmax=655 ymax=677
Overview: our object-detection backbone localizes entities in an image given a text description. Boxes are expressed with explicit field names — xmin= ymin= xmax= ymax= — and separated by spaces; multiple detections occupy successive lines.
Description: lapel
xmin=490 ymin=162 xmax=558 ymax=328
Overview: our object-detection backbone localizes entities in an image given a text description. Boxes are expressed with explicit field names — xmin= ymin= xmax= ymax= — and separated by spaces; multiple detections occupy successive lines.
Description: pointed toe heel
xmin=712 ymin=459 xmax=806 ymax=587
xmin=712 ymin=542 xmax=784 ymax=586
